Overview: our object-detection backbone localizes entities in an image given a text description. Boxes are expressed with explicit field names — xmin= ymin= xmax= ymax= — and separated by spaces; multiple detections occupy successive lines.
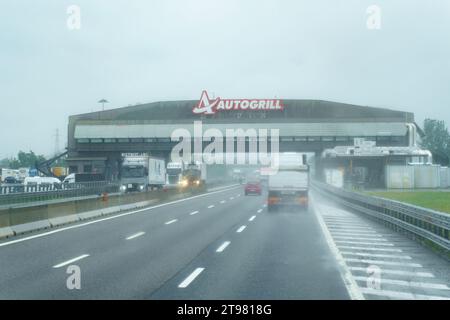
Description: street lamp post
xmin=98 ymin=99 xmax=109 ymax=111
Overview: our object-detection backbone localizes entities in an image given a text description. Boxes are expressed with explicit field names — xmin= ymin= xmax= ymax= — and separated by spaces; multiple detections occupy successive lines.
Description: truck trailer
xmin=119 ymin=154 xmax=166 ymax=192
xmin=267 ymin=153 xmax=309 ymax=211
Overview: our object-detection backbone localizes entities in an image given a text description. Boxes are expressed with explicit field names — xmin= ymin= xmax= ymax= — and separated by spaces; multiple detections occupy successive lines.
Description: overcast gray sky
xmin=1 ymin=0 xmax=449 ymax=158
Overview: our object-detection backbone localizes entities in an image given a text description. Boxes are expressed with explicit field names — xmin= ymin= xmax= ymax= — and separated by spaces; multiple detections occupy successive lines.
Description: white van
xmin=24 ymin=176 xmax=61 ymax=187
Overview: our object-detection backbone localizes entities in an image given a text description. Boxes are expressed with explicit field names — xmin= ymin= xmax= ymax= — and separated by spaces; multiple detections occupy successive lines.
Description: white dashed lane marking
xmin=165 ymin=219 xmax=178 ymax=225
xmin=216 ymin=241 xmax=231 ymax=253
xmin=178 ymin=268 xmax=205 ymax=288
xmin=53 ymin=254 xmax=90 ymax=269
xmin=126 ymin=232 xmax=145 ymax=240
xmin=236 ymin=225 xmax=246 ymax=233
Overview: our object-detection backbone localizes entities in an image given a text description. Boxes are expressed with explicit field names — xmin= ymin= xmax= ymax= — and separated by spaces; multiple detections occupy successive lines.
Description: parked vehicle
xmin=119 ymin=154 xmax=166 ymax=192
xmin=3 ymin=176 xmax=20 ymax=184
xmin=267 ymin=153 xmax=309 ymax=211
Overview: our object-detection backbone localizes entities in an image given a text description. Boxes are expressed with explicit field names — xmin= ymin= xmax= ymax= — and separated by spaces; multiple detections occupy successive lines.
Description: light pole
xmin=98 ymin=99 xmax=109 ymax=111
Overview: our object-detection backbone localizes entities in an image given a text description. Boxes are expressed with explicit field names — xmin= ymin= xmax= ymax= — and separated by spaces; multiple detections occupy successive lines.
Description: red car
xmin=244 ymin=180 xmax=262 ymax=196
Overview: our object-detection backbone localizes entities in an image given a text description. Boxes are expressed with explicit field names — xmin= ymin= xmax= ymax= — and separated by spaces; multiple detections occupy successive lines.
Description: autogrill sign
xmin=192 ymin=90 xmax=283 ymax=115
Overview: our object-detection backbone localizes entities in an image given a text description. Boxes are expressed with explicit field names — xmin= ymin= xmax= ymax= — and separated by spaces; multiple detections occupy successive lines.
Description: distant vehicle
xmin=18 ymin=168 xmax=29 ymax=181
xmin=166 ymin=161 xmax=185 ymax=185
xmin=179 ymin=162 xmax=206 ymax=188
xmin=1 ymin=169 xmax=17 ymax=182
xmin=24 ymin=176 xmax=61 ymax=189
xmin=62 ymin=173 xmax=105 ymax=184
xmin=3 ymin=176 xmax=20 ymax=184
xmin=267 ymin=153 xmax=309 ymax=211
xmin=244 ymin=179 xmax=262 ymax=196
xmin=120 ymin=154 xmax=166 ymax=192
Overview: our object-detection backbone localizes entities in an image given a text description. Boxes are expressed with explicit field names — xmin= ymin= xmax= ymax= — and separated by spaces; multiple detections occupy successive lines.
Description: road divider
xmin=0 ymin=183 xmax=240 ymax=240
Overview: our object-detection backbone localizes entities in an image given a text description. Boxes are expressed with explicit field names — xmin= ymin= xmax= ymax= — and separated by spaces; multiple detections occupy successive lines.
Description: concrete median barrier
xmin=0 ymin=183 xmax=234 ymax=239
xmin=0 ymin=208 xmax=13 ymax=238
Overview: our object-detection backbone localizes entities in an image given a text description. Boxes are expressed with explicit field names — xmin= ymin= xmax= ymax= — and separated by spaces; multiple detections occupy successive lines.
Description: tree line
xmin=420 ymin=119 xmax=450 ymax=166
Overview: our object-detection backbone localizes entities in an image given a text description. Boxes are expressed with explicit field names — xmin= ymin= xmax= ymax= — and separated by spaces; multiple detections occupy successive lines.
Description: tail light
xmin=268 ymin=197 xmax=280 ymax=204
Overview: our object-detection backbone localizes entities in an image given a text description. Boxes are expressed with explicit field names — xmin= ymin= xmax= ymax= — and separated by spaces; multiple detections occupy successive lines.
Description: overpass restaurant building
xmin=66 ymin=96 xmax=423 ymax=184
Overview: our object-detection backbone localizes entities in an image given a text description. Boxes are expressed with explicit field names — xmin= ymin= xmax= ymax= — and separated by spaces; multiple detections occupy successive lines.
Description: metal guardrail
xmin=312 ymin=181 xmax=450 ymax=253
xmin=0 ymin=182 xmax=120 ymax=206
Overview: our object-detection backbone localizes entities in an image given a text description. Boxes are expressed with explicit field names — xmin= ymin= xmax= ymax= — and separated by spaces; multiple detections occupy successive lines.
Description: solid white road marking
xmin=335 ymin=240 xmax=394 ymax=246
xmin=337 ymin=245 xmax=402 ymax=252
xmin=165 ymin=219 xmax=178 ymax=225
xmin=360 ymin=288 xmax=450 ymax=300
xmin=189 ymin=211 xmax=199 ymax=215
xmin=53 ymin=254 xmax=90 ymax=268
xmin=216 ymin=241 xmax=231 ymax=253
xmin=0 ymin=185 xmax=240 ymax=248
xmin=178 ymin=268 xmax=205 ymax=288
xmin=249 ymin=215 xmax=256 ymax=222
xmin=236 ymin=225 xmax=246 ymax=233
xmin=257 ymin=209 xmax=263 ymax=213
xmin=126 ymin=232 xmax=145 ymax=240
xmin=353 ymin=276 xmax=449 ymax=290
xmin=208 ymin=205 xmax=215 ymax=209
xmin=345 ymin=258 xmax=422 ymax=268
xmin=312 ymin=196 xmax=364 ymax=300
xmin=340 ymin=251 xmax=412 ymax=260
xmin=348 ymin=267 xmax=434 ymax=278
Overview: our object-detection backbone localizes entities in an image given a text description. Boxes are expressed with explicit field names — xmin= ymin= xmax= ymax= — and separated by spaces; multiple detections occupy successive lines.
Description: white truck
xmin=166 ymin=161 xmax=185 ymax=185
xmin=267 ymin=153 xmax=309 ymax=211
xmin=120 ymin=154 xmax=166 ymax=192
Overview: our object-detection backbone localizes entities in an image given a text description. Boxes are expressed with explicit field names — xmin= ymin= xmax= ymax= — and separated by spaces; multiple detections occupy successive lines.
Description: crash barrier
xmin=0 ymin=182 xmax=120 ymax=206
xmin=312 ymin=181 xmax=450 ymax=256
xmin=0 ymin=182 xmax=235 ymax=239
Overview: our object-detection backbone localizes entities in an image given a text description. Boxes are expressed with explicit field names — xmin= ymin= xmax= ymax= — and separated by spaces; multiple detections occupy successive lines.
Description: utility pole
xmin=54 ymin=128 xmax=60 ymax=157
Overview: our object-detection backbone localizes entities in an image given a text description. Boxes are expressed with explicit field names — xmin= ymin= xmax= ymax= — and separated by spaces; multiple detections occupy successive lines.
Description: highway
xmin=0 ymin=185 xmax=449 ymax=300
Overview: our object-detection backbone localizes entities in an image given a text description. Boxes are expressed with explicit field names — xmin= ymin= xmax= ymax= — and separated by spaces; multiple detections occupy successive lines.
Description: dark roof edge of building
xmin=70 ymin=98 xmax=413 ymax=118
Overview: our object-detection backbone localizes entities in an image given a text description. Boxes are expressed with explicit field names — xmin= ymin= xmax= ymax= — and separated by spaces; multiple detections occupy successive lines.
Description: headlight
xmin=120 ymin=185 xmax=127 ymax=191
xmin=179 ymin=179 xmax=188 ymax=187
xmin=195 ymin=180 xmax=200 ymax=185
xmin=139 ymin=185 xmax=145 ymax=191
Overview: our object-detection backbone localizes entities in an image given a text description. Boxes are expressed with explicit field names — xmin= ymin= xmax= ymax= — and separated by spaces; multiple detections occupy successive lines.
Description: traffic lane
xmin=30 ymin=190 xmax=263 ymax=299
xmin=0 ymin=186 xmax=241 ymax=298
xmin=150 ymin=203 xmax=351 ymax=300
xmin=0 ymin=188 xmax=262 ymax=298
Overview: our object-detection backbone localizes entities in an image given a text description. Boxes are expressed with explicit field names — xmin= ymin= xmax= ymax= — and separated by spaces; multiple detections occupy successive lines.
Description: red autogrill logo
xmin=192 ymin=90 xmax=284 ymax=115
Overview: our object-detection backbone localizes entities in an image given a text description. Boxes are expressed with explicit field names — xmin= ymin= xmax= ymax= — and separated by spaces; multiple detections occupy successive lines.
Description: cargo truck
xmin=119 ymin=154 xmax=166 ymax=192
xmin=267 ymin=153 xmax=309 ymax=211
xmin=179 ymin=161 xmax=206 ymax=188
xmin=166 ymin=161 xmax=185 ymax=185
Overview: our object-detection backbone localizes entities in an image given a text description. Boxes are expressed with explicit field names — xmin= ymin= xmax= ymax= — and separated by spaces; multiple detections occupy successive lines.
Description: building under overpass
xmin=67 ymin=97 xmax=423 ymax=181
